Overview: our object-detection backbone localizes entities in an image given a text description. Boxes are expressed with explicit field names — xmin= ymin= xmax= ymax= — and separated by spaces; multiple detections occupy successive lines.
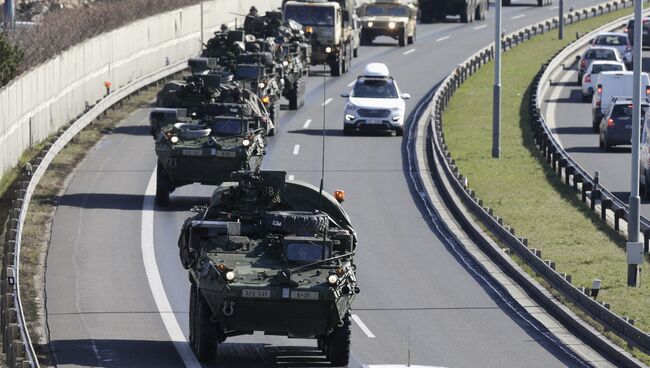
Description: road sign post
xmin=492 ymin=0 xmax=502 ymax=159
xmin=628 ymin=0 xmax=643 ymax=287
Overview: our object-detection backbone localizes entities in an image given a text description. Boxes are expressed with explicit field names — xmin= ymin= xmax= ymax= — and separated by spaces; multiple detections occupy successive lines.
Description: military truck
xmin=283 ymin=0 xmax=357 ymax=77
xmin=419 ymin=0 xmax=488 ymax=23
xmin=358 ymin=0 xmax=417 ymax=47
xmin=178 ymin=170 xmax=359 ymax=365
xmin=503 ymin=0 xmax=552 ymax=5
xmin=153 ymin=74 xmax=274 ymax=137
xmin=154 ymin=103 xmax=267 ymax=206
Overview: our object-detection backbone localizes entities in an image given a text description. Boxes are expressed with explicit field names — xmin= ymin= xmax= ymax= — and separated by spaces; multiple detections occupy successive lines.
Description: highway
xmin=542 ymin=45 xmax=650 ymax=216
xmin=44 ymin=1 xmax=613 ymax=367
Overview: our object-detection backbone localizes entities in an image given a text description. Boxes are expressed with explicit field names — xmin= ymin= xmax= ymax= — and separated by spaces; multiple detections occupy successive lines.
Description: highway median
xmin=440 ymin=5 xmax=650 ymax=364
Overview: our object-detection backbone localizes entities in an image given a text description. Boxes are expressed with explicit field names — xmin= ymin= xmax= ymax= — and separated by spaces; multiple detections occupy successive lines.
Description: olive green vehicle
xmin=178 ymin=170 xmax=359 ymax=365
xmin=154 ymin=113 xmax=266 ymax=206
xmin=358 ymin=0 xmax=417 ymax=47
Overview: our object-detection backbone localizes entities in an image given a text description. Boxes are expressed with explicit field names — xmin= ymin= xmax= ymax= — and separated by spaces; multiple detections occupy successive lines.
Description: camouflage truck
xmin=178 ymin=170 xmax=359 ymax=365
xmin=358 ymin=0 xmax=417 ymax=47
xmin=283 ymin=0 xmax=357 ymax=77
xmin=154 ymin=102 xmax=267 ymax=206
xmin=244 ymin=10 xmax=312 ymax=110
xmin=152 ymin=74 xmax=274 ymax=138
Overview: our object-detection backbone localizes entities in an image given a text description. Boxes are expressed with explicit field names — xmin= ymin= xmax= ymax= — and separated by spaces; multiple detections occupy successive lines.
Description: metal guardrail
xmin=420 ymin=0 xmax=650 ymax=365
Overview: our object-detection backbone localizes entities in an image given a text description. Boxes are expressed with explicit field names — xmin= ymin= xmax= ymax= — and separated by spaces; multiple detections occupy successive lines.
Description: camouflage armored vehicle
xmin=358 ymin=0 xmax=417 ymax=47
xmin=152 ymin=75 xmax=274 ymax=137
xmin=178 ymin=170 xmax=359 ymax=365
xmin=154 ymin=107 xmax=267 ymax=206
xmin=243 ymin=10 xmax=311 ymax=110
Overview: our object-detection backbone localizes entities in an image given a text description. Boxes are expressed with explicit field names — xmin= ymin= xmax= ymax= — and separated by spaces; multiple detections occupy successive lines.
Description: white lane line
xmin=436 ymin=35 xmax=450 ymax=42
xmin=511 ymin=14 xmax=526 ymax=20
xmin=347 ymin=80 xmax=356 ymax=87
xmin=403 ymin=48 xmax=416 ymax=55
xmin=288 ymin=175 xmax=295 ymax=181
xmin=322 ymin=97 xmax=333 ymax=106
xmin=303 ymin=119 xmax=312 ymax=129
xmin=364 ymin=365 xmax=448 ymax=368
xmin=142 ymin=168 xmax=201 ymax=368
xmin=351 ymin=314 xmax=376 ymax=338
xmin=293 ymin=144 xmax=300 ymax=155
xmin=550 ymin=6 xmax=559 ymax=10
xmin=474 ymin=24 xmax=487 ymax=30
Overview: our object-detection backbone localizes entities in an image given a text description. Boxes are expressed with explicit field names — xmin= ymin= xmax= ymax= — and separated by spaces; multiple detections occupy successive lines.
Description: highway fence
xmin=0 ymin=1 xmax=283 ymax=366
xmin=420 ymin=0 xmax=650 ymax=366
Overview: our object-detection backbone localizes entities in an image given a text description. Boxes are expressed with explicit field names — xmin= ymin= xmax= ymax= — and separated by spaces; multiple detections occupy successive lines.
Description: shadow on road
xmin=550 ymin=126 xmax=594 ymax=135
xmin=57 ymin=193 xmax=209 ymax=211
xmin=108 ymin=125 xmax=152 ymax=137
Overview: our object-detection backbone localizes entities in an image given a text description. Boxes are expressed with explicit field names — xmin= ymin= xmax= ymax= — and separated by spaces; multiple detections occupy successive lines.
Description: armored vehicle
xmin=358 ymin=0 xmax=417 ymax=47
xmin=154 ymin=109 xmax=266 ymax=206
xmin=419 ymin=0 xmax=488 ymax=23
xmin=178 ymin=170 xmax=359 ymax=365
xmin=283 ymin=0 xmax=357 ymax=77
xmin=152 ymin=75 xmax=274 ymax=137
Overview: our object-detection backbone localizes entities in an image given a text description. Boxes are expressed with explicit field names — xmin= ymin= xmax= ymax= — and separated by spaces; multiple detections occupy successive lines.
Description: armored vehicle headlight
xmin=242 ymin=138 xmax=251 ymax=147
xmin=325 ymin=46 xmax=332 ymax=54
xmin=170 ymin=135 xmax=179 ymax=144
xmin=327 ymin=274 xmax=338 ymax=285
xmin=283 ymin=60 xmax=289 ymax=66
xmin=225 ymin=271 xmax=236 ymax=281
xmin=367 ymin=21 xmax=374 ymax=27
xmin=388 ymin=22 xmax=396 ymax=29
xmin=258 ymin=82 xmax=266 ymax=89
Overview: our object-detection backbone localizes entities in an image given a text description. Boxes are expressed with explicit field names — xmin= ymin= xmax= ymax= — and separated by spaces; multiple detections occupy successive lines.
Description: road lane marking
xmin=436 ymin=36 xmax=450 ymax=42
xmin=512 ymin=14 xmax=526 ymax=20
xmin=303 ymin=119 xmax=312 ymax=129
xmin=550 ymin=6 xmax=559 ymax=10
xmin=403 ymin=49 xmax=416 ymax=55
xmin=351 ymin=314 xmax=376 ymax=338
xmin=364 ymin=365 xmax=448 ymax=368
xmin=347 ymin=80 xmax=356 ymax=87
xmin=322 ymin=98 xmax=333 ymax=106
xmin=293 ymin=144 xmax=300 ymax=155
xmin=142 ymin=168 xmax=201 ymax=368
xmin=288 ymin=175 xmax=295 ymax=181
xmin=474 ymin=24 xmax=487 ymax=30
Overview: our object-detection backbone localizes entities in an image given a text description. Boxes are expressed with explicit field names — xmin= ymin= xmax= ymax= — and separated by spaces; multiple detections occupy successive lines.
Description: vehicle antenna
xmin=318 ymin=65 xmax=327 ymax=212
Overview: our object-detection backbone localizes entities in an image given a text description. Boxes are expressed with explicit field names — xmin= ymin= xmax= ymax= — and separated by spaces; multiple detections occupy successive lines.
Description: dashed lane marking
xmin=347 ymin=80 xmax=356 ymax=87
xmin=351 ymin=314 xmax=376 ymax=338
xmin=293 ymin=144 xmax=300 ymax=155
xmin=403 ymin=48 xmax=416 ymax=55
xmin=474 ymin=24 xmax=487 ymax=30
xmin=288 ymin=175 xmax=295 ymax=181
xmin=436 ymin=35 xmax=450 ymax=42
xmin=303 ymin=119 xmax=312 ymax=129
xmin=512 ymin=14 xmax=526 ymax=20
xmin=322 ymin=98 xmax=333 ymax=106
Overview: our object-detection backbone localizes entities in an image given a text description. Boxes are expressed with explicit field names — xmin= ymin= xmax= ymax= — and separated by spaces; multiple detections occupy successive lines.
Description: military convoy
xmin=358 ymin=0 xmax=417 ymax=46
xmin=419 ymin=0 xmax=488 ymax=23
xmin=178 ymin=170 xmax=359 ymax=365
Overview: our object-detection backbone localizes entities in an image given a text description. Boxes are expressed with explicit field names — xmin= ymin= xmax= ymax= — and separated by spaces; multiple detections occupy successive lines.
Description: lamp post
xmin=559 ymin=0 xmax=564 ymax=40
xmin=492 ymin=0 xmax=502 ymax=159
xmin=3 ymin=0 xmax=15 ymax=30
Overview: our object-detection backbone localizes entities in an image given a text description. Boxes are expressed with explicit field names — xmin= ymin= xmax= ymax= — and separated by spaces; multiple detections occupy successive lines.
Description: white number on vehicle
xmin=242 ymin=289 xmax=270 ymax=298
xmin=291 ymin=291 xmax=319 ymax=300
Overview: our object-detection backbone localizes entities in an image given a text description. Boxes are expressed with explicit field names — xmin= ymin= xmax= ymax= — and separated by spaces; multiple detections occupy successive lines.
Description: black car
xmin=599 ymin=97 xmax=650 ymax=151
xmin=625 ymin=18 xmax=650 ymax=47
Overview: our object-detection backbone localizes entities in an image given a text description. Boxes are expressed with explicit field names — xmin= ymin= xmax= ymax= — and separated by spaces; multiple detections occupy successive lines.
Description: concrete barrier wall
xmin=0 ymin=0 xmax=282 ymax=177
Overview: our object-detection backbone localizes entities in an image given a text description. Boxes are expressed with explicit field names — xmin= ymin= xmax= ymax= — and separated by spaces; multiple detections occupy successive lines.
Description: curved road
xmin=45 ymin=2 xmax=611 ymax=367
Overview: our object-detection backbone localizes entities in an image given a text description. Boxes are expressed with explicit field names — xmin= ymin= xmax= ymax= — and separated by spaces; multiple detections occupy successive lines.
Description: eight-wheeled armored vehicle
xmin=178 ymin=170 xmax=359 ymax=366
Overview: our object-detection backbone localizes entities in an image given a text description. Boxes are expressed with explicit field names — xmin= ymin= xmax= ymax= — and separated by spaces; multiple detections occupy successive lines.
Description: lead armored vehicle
xmin=154 ymin=107 xmax=266 ymax=206
xmin=178 ymin=171 xmax=359 ymax=365
xmin=358 ymin=0 xmax=417 ymax=46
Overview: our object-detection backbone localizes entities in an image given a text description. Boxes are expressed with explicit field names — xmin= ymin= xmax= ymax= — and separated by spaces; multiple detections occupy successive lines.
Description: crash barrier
xmin=420 ymin=0 xmax=650 ymax=366
xmin=0 ymin=1 xmax=283 ymax=366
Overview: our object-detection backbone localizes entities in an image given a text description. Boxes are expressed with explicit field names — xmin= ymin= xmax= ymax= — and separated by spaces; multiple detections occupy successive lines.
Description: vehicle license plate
xmin=242 ymin=289 xmax=270 ymax=298
xmin=216 ymin=151 xmax=237 ymax=158
xmin=182 ymin=149 xmax=203 ymax=156
xmin=367 ymin=119 xmax=382 ymax=125
xmin=291 ymin=291 xmax=319 ymax=300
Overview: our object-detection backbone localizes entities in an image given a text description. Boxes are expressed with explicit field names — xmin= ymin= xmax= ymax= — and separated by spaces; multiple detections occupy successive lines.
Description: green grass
xmin=442 ymin=6 xmax=650 ymax=363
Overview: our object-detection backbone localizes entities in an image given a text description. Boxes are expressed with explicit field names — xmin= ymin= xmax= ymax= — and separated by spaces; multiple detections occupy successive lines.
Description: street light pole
xmin=559 ymin=0 xmax=564 ymax=40
xmin=3 ymin=0 xmax=15 ymax=30
xmin=628 ymin=0 xmax=644 ymax=287
xmin=492 ymin=0 xmax=502 ymax=159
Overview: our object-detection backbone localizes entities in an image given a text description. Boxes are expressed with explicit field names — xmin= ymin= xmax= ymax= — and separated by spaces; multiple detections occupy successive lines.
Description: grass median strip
xmin=441 ymin=7 xmax=650 ymax=362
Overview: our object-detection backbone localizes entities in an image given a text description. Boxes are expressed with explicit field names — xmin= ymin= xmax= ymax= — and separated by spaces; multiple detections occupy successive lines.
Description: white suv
xmin=341 ymin=63 xmax=410 ymax=136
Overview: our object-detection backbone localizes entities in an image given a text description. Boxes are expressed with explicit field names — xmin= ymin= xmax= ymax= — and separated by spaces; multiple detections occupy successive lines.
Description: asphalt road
xmin=542 ymin=45 xmax=650 ymax=217
xmin=45 ymin=1 xmax=613 ymax=367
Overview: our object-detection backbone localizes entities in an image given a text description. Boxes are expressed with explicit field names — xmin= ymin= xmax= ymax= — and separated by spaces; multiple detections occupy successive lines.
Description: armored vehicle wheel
xmin=461 ymin=10 xmax=469 ymax=23
xmin=189 ymin=282 xmax=197 ymax=350
xmin=156 ymin=163 xmax=171 ymax=207
xmin=331 ymin=59 xmax=342 ymax=77
xmin=194 ymin=292 xmax=219 ymax=362
xmin=327 ymin=313 xmax=351 ymax=367
xmin=398 ymin=28 xmax=406 ymax=47
xmin=263 ymin=211 xmax=329 ymax=234
xmin=353 ymin=46 xmax=358 ymax=58
xmin=288 ymin=77 xmax=306 ymax=110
